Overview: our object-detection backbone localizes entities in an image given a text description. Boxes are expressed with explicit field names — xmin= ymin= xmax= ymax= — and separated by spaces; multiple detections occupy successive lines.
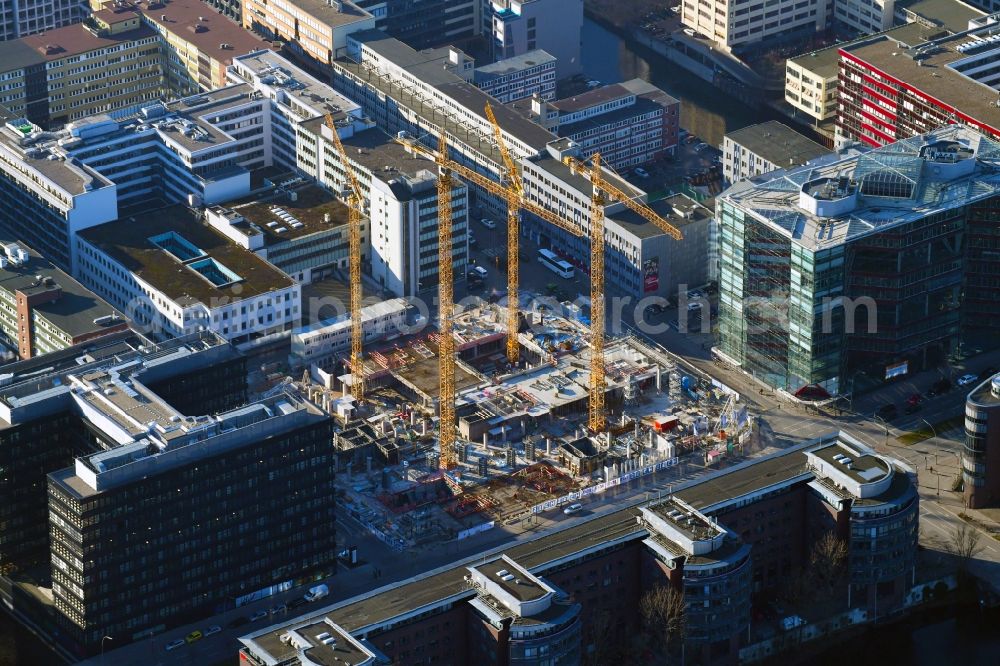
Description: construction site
xmin=266 ymin=105 xmax=759 ymax=551
xmin=288 ymin=299 xmax=755 ymax=552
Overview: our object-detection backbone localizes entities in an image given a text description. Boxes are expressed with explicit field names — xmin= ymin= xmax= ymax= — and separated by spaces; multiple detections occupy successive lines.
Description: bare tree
xmin=945 ymin=521 xmax=984 ymax=571
xmin=640 ymin=584 xmax=687 ymax=654
xmin=809 ymin=531 xmax=848 ymax=598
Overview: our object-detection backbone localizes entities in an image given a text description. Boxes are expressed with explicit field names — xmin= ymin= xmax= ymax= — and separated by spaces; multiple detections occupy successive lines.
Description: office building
xmin=0 ymin=237 xmax=127 ymax=361
xmin=717 ymin=125 xmax=1000 ymax=396
xmin=340 ymin=128 xmax=469 ymax=297
xmin=200 ymin=0 xmax=244 ymax=21
xmin=0 ymin=49 xmax=366 ymax=276
xmin=0 ymin=0 xmax=85 ymax=41
xmin=964 ymin=373 xmax=1000 ymax=509
xmin=514 ymin=78 xmax=680 ymax=171
xmin=892 ymin=0 xmax=985 ymax=35
xmin=473 ymin=49 xmax=556 ymax=103
xmin=353 ymin=0 xmax=479 ymax=50
xmin=784 ymin=23 xmax=939 ymax=124
xmin=241 ymin=432 xmax=918 ymax=665
xmin=139 ymin=0 xmax=269 ymax=95
xmin=0 ymin=331 xmax=245 ymax=574
xmin=488 ymin=0 xmax=582 ymax=79
xmin=291 ymin=298 xmax=419 ymax=370
xmin=242 ymin=0 xmax=376 ymax=69
xmin=837 ymin=22 xmax=1000 ymax=147
xmin=0 ymin=7 xmax=164 ymax=126
xmin=681 ymin=0 xmax=830 ymax=51
xmin=76 ymin=205 xmax=301 ymax=347
xmin=216 ymin=184 xmax=363 ymax=286
xmin=46 ymin=350 xmax=334 ymax=654
xmin=723 ymin=121 xmax=832 ymax=184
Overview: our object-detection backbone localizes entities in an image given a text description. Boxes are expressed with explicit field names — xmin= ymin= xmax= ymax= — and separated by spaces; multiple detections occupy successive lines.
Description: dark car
xmin=906 ymin=393 xmax=922 ymax=406
xmin=227 ymin=616 xmax=249 ymax=629
xmin=904 ymin=402 xmax=922 ymax=415
xmin=979 ymin=366 xmax=998 ymax=381
xmin=875 ymin=404 xmax=898 ymax=420
xmin=644 ymin=303 xmax=666 ymax=317
xmin=927 ymin=379 xmax=951 ymax=397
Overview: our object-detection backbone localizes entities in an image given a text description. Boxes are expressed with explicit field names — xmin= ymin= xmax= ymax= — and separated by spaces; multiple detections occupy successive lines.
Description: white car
xmin=586 ymin=80 xmax=601 ymax=89
xmin=687 ymin=302 xmax=703 ymax=311
xmin=480 ymin=218 xmax=497 ymax=229
xmin=249 ymin=609 xmax=269 ymax=622
xmin=634 ymin=167 xmax=650 ymax=178
xmin=683 ymin=28 xmax=695 ymax=37
xmin=165 ymin=639 xmax=185 ymax=652
xmin=957 ymin=374 xmax=978 ymax=386
xmin=204 ymin=625 xmax=222 ymax=638
xmin=563 ymin=502 xmax=583 ymax=515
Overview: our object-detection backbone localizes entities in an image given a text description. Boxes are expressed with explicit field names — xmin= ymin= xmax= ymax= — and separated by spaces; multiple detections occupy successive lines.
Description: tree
xmin=809 ymin=531 xmax=848 ymax=599
xmin=944 ymin=521 xmax=983 ymax=572
xmin=640 ymin=584 xmax=687 ymax=655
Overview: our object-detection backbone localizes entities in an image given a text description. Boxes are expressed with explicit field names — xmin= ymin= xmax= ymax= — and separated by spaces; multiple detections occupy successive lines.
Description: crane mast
xmin=588 ymin=154 xmax=606 ymax=433
xmin=326 ymin=114 xmax=365 ymax=403
xmin=436 ymin=134 xmax=457 ymax=470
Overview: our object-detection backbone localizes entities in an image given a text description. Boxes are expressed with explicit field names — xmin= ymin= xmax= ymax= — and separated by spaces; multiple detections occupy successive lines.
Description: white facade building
xmin=291 ymin=297 xmax=418 ymax=369
xmin=681 ymin=0 xmax=829 ymax=50
xmin=76 ymin=205 xmax=300 ymax=348
xmin=474 ymin=49 xmax=556 ymax=103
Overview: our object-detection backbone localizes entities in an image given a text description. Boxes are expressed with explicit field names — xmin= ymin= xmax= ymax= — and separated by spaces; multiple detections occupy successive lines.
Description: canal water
xmin=581 ymin=18 xmax=785 ymax=147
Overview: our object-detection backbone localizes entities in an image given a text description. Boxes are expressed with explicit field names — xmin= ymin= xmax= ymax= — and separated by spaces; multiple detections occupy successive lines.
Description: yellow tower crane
xmin=435 ymin=134 xmax=458 ymax=469
xmin=326 ymin=113 xmax=366 ymax=403
xmin=484 ymin=103 xmax=523 ymax=365
xmin=562 ymin=154 xmax=684 ymax=432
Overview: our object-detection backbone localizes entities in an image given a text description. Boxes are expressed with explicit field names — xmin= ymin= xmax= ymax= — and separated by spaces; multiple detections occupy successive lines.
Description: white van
xmin=470 ymin=266 xmax=488 ymax=280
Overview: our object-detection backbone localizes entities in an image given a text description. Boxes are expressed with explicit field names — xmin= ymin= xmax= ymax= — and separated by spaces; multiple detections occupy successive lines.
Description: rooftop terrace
xmin=78 ymin=205 xmax=294 ymax=305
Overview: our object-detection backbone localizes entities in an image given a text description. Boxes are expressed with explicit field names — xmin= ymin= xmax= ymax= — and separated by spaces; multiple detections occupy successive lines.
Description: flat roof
xmin=0 ymin=237 xmax=123 ymax=339
xmin=231 ymin=50 xmax=362 ymax=118
xmin=472 ymin=560 xmax=548 ymax=602
xmin=20 ymin=19 xmax=158 ymax=62
xmin=896 ymin=0 xmax=984 ymax=34
xmin=969 ymin=373 xmax=1000 ymax=407
xmin=607 ymin=195 xmax=708 ymax=240
xmin=143 ymin=0 xmax=269 ymax=65
xmin=242 ymin=442 xmax=879 ymax=656
xmin=721 ymin=125 xmax=1000 ymax=251
xmin=231 ymin=184 xmax=351 ymax=242
xmin=810 ymin=441 xmax=891 ymax=485
xmin=475 ymin=49 xmax=555 ymax=77
xmin=725 ymin=121 xmax=831 ymax=168
xmin=252 ymin=619 xmax=373 ymax=665
xmin=552 ymin=83 xmax=633 ymax=114
xmin=340 ymin=127 xmax=440 ymax=180
xmin=281 ymin=0 xmax=374 ymax=27
xmin=841 ymin=33 xmax=1000 ymax=130
xmin=78 ymin=205 xmax=294 ymax=305
xmin=347 ymin=30 xmax=555 ymax=150
xmin=788 ymin=22 xmax=946 ymax=79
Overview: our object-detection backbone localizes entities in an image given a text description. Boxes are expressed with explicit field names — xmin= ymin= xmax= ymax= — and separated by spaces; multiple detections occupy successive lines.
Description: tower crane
xmin=326 ymin=113 xmax=365 ymax=403
xmin=396 ymin=129 xmax=683 ymax=436
xmin=562 ymin=154 xmax=684 ymax=432
xmin=484 ymin=103 xmax=523 ymax=364
xmin=435 ymin=134 xmax=458 ymax=469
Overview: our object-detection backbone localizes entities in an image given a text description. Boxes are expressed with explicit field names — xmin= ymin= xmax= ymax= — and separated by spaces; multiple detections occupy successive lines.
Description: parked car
xmin=480 ymin=218 xmax=497 ymax=229
xmin=634 ymin=167 xmax=650 ymax=178
xmin=644 ymin=303 xmax=666 ymax=316
xmin=978 ymin=366 xmax=998 ymax=380
xmin=904 ymin=402 xmax=922 ymax=415
xmin=249 ymin=610 xmax=269 ymax=622
xmin=875 ymin=403 xmax=898 ymax=420
xmin=927 ymin=379 xmax=951 ymax=397
xmin=586 ymin=79 xmax=601 ymax=88
xmin=906 ymin=393 xmax=922 ymax=406
xmin=165 ymin=639 xmax=185 ymax=651
xmin=228 ymin=616 xmax=250 ymax=628
xmin=304 ymin=584 xmax=330 ymax=602
xmin=686 ymin=302 xmax=703 ymax=311
xmin=270 ymin=604 xmax=287 ymax=615
xmin=468 ymin=235 xmax=478 ymax=248
xmin=563 ymin=503 xmax=583 ymax=515
xmin=185 ymin=630 xmax=202 ymax=644
xmin=957 ymin=374 xmax=979 ymax=386
xmin=203 ymin=625 xmax=222 ymax=638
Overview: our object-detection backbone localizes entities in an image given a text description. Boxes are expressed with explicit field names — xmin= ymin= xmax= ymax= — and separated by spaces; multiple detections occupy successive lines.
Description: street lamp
xmin=921 ymin=419 xmax=938 ymax=440
xmin=101 ymin=636 xmax=113 ymax=661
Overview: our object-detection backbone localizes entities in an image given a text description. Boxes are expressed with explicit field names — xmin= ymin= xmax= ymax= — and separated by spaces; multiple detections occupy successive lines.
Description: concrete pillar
xmin=483 ymin=432 xmax=488 ymax=447
xmin=656 ymin=366 xmax=662 ymax=392
xmin=545 ymin=437 xmax=551 ymax=455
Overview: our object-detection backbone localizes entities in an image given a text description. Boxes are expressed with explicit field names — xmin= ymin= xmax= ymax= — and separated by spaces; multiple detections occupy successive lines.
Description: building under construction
xmin=322 ymin=303 xmax=756 ymax=551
